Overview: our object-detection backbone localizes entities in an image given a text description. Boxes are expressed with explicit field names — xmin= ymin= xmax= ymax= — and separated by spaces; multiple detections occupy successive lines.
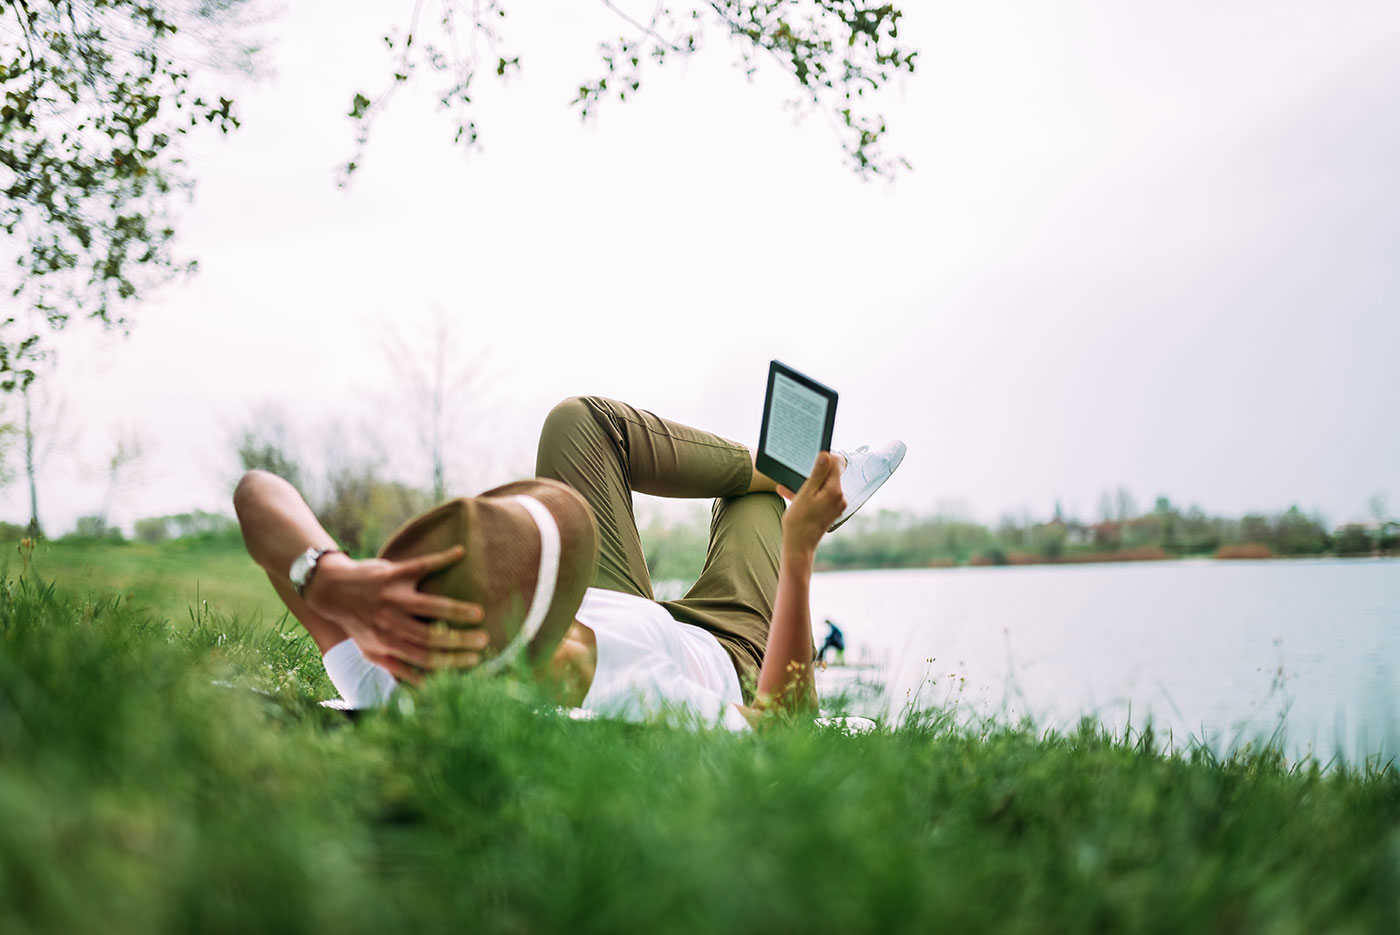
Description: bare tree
xmin=1097 ymin=490 xmax=1115 ymax=523
xmin=1370 ymin=492 xmax=1398 ymax=553
xmin=1368 ymin=492 xmax=1390 ymax=526
xmin=381 ymin=306 xmax=492 ymax=503
xmin=94 ymin=429 xmax=147 ymax=533
xmin=1114 ymin=486 xmax=1138 ymax=523
xmin=19 ymin=377 xmax=75 ymax=538
xmin=22 ymin=388 xmax=39 ymax=537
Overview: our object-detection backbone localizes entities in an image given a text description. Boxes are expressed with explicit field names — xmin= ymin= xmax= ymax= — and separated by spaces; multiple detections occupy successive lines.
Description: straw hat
xmin=377 ymin=478 xmax=598 ymax=675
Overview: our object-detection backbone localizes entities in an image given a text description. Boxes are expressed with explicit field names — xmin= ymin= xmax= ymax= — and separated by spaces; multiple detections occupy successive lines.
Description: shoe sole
xmin=828 ymin=444 xmax=907 ymax=532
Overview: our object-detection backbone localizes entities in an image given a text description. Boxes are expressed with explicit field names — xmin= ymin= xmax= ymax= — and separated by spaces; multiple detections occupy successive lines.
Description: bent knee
xmin=537 ymin=396 xmax=616 ymax=478
xmin=712 ymin=490 xmax=785 ymax=524
xmin=539 ymin=396 xmax=608 ymax=446
xmin=546 ymin=395 xmax=616 ymax=425
xmin=544 ymin=395 xmax=594 ymax=428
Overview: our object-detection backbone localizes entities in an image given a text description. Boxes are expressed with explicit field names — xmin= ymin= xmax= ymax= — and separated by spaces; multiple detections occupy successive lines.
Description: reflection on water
xmin=808 ymin=559 xmax=1400 ymax=766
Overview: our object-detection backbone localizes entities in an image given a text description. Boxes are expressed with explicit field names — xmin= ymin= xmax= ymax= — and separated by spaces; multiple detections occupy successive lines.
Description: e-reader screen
xmin=756 ymin=361 xmax=838 ymax=491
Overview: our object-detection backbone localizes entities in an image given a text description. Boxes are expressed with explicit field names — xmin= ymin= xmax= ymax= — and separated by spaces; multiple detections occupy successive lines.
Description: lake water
xmin=806 ymin=559 xmax=1400 ymax=765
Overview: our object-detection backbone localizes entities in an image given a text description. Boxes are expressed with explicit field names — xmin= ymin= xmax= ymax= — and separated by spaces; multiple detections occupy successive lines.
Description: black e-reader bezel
xmin=755 ymin=360 xmax=839 ymax=492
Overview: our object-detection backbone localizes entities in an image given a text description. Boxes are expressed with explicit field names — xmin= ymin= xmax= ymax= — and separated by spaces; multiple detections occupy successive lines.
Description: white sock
xmin=322 ymin=639 xmax=398 ymax=709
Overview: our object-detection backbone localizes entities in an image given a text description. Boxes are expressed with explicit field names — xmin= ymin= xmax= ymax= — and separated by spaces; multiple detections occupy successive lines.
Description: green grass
xmin=1 ymin=545 xmax=1398 ymax=932
xmin=19 ymin=535 xmax=288 ymax=627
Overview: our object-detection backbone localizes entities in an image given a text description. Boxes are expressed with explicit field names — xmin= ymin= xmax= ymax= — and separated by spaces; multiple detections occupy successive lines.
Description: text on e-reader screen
xmin=766 ymin=373 xmax=829 ymax=475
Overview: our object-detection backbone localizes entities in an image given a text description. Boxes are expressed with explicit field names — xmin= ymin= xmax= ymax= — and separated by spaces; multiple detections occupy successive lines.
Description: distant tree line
xmin=15 ymin=413 xmax=1398 ymax=579
xmin=17 ymin=488 xmax=1400 ymax=576
xmin=822 ymin=496 xmax=1399 ymax=570
xmin=9 ymin=461 xmax=432 ymax=557
xmin=640 ymin=495 xmax=1400 ymax=580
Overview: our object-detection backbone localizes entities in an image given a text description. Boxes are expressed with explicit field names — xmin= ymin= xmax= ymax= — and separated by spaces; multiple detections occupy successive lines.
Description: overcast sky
xmin=9 ymin=0 xmax=1399 ymax=534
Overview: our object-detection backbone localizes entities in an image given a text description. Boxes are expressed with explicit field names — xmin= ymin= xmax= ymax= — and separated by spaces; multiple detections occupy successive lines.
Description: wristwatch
xmin=289 ymin=547 xmax=342 ymax=597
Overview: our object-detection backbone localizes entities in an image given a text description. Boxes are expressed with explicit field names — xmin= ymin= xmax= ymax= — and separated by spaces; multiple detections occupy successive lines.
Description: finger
xmin=424 ymin=650 xmax=483 ymax=671
xmin=823 ymin=462 xmax=845 ymax=495
xmin=396 ymin=592 xmax=485 ymax=626
xmin=776 ymin=485 xmax=795 ymax=502
xmin=807 ymin=451 xmax=834 ymax=489
xmin=388 ymin=614 xmax=489 ymax=651
xmin=366 ymin=652 xmax=424 ymax=686
xmin=426 ymin=621 xmax=491 ymax=652
xmin=374 ymin=623 xmax=435 ymax=668
xmin=396 ymin=545 xmax=466 ymax=579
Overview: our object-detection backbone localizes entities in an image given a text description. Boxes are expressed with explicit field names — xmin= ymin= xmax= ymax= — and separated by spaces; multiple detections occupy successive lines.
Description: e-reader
xmin=755 ymin=360 xmax=838 ymax=492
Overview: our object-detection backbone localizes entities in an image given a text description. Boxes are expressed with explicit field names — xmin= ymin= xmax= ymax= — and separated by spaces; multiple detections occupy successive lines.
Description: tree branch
xmin=597 ymin=0 xmax=685 ymax=53
xmin=9 ymin=0 xmax=41 ymax=95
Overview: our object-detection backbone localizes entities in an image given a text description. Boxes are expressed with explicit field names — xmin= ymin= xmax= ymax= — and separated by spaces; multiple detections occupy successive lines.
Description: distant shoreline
xmin=813 ymin=551 xmax=1399 ymax=573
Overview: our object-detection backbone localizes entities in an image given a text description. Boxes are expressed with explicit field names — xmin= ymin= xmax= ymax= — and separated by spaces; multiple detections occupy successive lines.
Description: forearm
xmin=231 ymin=471 xmax=484 ymax=675
xmin=755 ymin=543 xmax=818 ymax=713
xmin=755 ymin=449 xmax=846 ymax=714
xmin=232 ymin=470 xmax=337 ymax=577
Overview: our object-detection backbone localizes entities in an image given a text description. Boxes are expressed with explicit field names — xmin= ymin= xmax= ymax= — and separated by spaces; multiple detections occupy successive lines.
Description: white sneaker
xmin=829 ymin=441 xmax=907 ymax=531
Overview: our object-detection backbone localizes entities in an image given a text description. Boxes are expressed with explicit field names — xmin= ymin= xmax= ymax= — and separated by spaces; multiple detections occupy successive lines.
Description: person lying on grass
xmin=233 ymin=397 xmax=905 ymax=727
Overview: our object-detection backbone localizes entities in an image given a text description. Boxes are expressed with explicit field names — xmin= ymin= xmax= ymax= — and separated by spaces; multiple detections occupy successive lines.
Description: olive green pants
xmin=535 ymin=396 xmax=794 ymax=701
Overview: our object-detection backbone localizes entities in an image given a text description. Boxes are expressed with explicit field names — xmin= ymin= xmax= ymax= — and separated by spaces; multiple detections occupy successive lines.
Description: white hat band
xmin=476 ymin=494 xmax=562 ymax=676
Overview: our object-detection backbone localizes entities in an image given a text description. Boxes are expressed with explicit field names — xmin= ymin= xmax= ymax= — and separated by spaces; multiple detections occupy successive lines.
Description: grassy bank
xmin=1 ymin=563 xmax=1398 ymax=932
xmin=16 ymin=535 xmax=286 ymax=626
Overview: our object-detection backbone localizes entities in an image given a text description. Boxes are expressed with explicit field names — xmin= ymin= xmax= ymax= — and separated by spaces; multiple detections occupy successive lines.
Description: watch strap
xmin=292 ymin=547 xmax=343 ymax=597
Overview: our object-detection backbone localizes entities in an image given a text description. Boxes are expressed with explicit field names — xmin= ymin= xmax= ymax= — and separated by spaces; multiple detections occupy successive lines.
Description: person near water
xmin=233 ymin=396 xmax=906 ymax=727
xmin=817 ymin=619 xmax=846 ymax=665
